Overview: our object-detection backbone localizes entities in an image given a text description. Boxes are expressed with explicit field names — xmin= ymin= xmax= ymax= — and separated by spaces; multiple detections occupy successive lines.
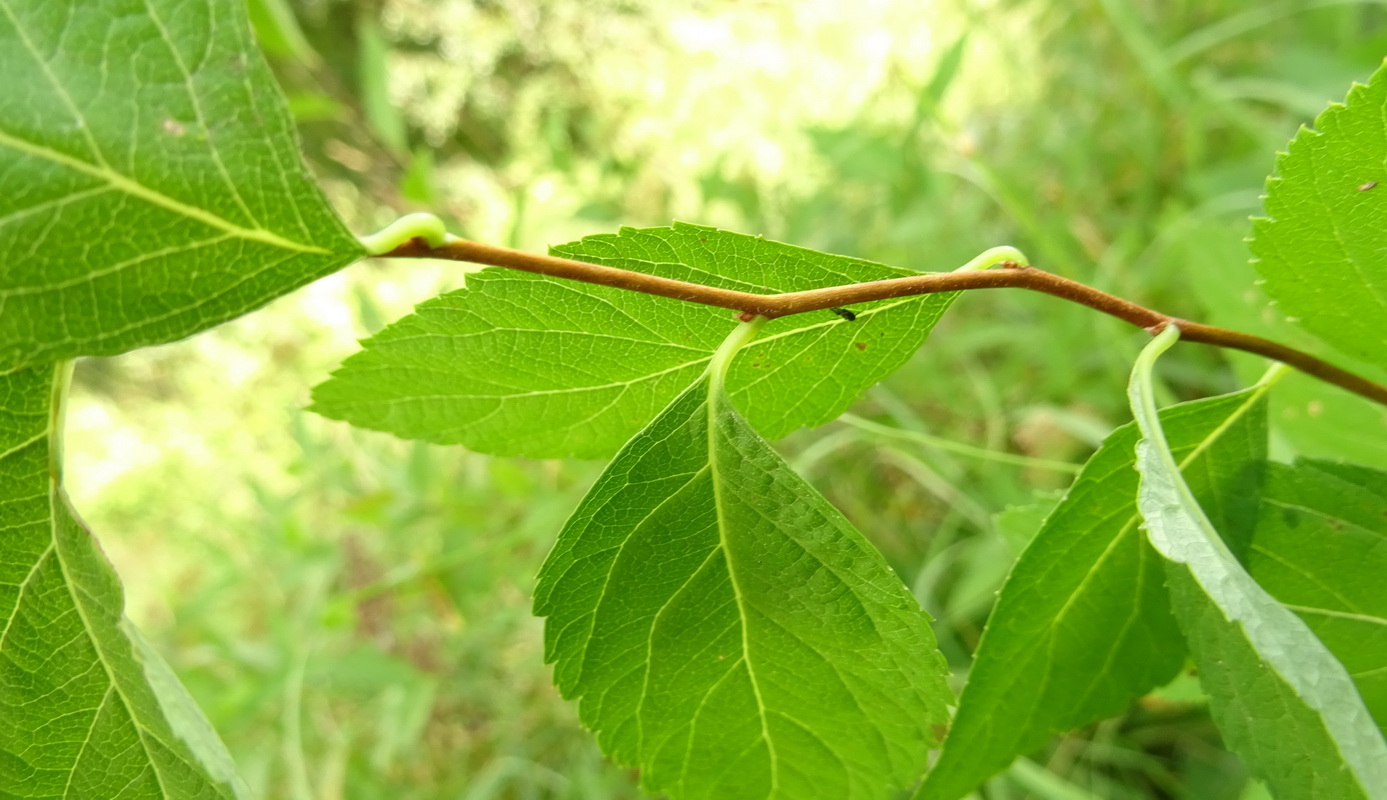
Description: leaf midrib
xmin=0 ymin=0 xmax=326 ymax=258
xmin=707 ymin=386 xmax=780 ymax=797
xmin=49 ymin=488 xmax=198 ymax=797
xmin=138 ymin=0 xmax=261 ymax=231
xmin=0 ymin=129 xmax=326 ymax=255
xmin=32 ymin=364 xmax=232 ymax=799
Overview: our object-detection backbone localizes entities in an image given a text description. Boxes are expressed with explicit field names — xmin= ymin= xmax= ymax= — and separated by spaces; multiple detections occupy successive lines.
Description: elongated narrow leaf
xmin=533 ymin=330 xmax=951 ymax=799
xmin=1130 ymin=330 xmax=1387 ymax=800
xmin=311 ymin=223 xmax=957 ymax=458
xmin=0 ymin=363 xmax=248 ymax=797
xmin=1250 ymin=61 xmax=1387 ymax=371
xmin=0 ymin=0 xmax=363 ymax=369
xmin=918 ymin=386 xmax=1268 ymax=800
xmin=1248 ymin=459 xmax=1387 ymax=735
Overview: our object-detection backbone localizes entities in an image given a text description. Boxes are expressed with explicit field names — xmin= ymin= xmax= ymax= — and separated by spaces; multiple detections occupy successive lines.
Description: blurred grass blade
xmin=246 ymin=0 xmax=321 ymax=67
xmin=1248 ymin=459 xmax=1387 ymax=735
xmin=840 ymin=413 xmax=1082 ymax=473
xmin=1251 ymin=60 xmax=1387 ymax=371
xmin=919 ymin=381 xmax=1269 ymax=800
xmin=0 ymin=364 xmax=249 ymax=797
xmin=1167 ymin=0 xmax=1361 ymax=65
xmin=313 ymin=223 xmax=958 ymax=458
xmin=400 ymin=146 xmax=438 ymax=206
xmin=1096 ymin=0 xmax=1188 ymax=106
xmin=357 ymin=9 xmax=407 ymax=156
xmin=534 ymin=323 xmax=951 ymax=799
xmin=0 ymin=0 xmax=364 ymax=369
xmin=1004 ymin=758 xmax=1104 ymax=800
xmin=910 ymin=31 xmax=969 ymax=128
xmin=1129 ymin=327 xmax=1387 ymax=800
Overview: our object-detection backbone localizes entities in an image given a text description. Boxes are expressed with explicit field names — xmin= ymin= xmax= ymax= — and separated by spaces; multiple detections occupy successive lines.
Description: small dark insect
xmin=829 ymin=307 xmax=857 ymax=322
xmin=1359 ymin=181 xmax=1379 ymax=192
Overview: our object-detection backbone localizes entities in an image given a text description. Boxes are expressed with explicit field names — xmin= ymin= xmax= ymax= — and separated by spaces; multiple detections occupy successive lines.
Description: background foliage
xmin=60 ymin=0 xmax=1387 ymax=797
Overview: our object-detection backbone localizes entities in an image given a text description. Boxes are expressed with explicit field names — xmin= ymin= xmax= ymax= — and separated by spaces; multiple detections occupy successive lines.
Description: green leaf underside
xmin=1248 ymin=459 xmax=1387 ymax=736
xmin=533 ymin=371 xmax=951 ymax=799
xmin=0 ymin=0 xmax=362 ymax=369
xmin=1130 ymin=335 xmax=1387 ymax=800
xmin=918 ymin=388 xmax=1268 ymax=800
xmin=0 ymin=364 xmax=246 ymax=798
xmin=311 ymin=223 xmax=958 ymax=459
xmin=1250 ymin=60 xmax=1387 ymax=371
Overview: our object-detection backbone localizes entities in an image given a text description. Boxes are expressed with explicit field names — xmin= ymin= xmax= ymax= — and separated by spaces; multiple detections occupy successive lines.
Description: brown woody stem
xmin=380 ymin=237 xmax=1387 ymax=407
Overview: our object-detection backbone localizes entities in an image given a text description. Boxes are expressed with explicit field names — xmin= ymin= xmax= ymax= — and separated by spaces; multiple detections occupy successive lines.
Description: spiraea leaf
xmin=1130 ymin=331 xmax=1387 ymax=800
xmin=0 ymin=363 xmax=248 ymax=798
xmin=534 ymin=322 xmax=951 ymax=799
xmin=0 ymin=0 xmax=363 ymax=369
xmin=1251 ymin=60 xmax=1387 ymax=372
xmin=311 ymin=223 xmax=958 ymax=458
xmin=919 ymin=384 xmax=1269 ymax=800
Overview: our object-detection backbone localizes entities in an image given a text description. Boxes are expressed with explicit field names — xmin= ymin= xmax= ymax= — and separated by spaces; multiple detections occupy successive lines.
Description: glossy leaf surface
xmin=533 ymin=330 xmax=951 ymax=799
xmin=919 ymin=386 xmax=1268 ymax=800
xmin=1130 ymin=331 xmax=1387 ymax=800
xmin=0 ymin=363 xmax=248 ymax=798
xmin=311 ymin=223 xmax=958 ymax=458
xmin=0 ymin=0 xmax=362 ymax=369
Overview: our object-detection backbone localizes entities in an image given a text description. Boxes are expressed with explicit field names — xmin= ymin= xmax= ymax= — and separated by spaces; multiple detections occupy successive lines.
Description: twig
xmin=378 ymin=236 xmax=1387 ymax=408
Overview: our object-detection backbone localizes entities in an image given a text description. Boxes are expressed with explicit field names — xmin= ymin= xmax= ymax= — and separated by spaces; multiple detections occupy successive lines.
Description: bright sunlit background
xmin=64 ymin=1 xmax=1387 ymax=798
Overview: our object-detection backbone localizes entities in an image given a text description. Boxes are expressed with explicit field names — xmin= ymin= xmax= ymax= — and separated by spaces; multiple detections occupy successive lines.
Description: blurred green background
xmin=64 ymin=0 xmax=1387 ymax=798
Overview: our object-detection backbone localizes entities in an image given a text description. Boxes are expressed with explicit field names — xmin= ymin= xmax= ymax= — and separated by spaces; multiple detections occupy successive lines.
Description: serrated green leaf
xmin=0 ymin=0 xmax=363 ymax=369
xmin=312 ymin=222 xmax=957 ymax=458
xmin=1250 ymin=60 xmax=1387 ymax=371
xmin=0 ymin=363 xmax=248 ymax=798
xmin=1130 ymin=329 xmax=1387 ymax=800
xmin=533 ymin=322 xmax=951 ymax=799
xmin=1248 ymin=459 xmax=1387 ymax=735
xmin=918 ymin=385 xmax=1268 ymax=800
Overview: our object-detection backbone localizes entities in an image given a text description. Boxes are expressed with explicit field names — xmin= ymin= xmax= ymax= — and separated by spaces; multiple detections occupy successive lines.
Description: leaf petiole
xmin=709 ymin=316 xmax=768 ymax=391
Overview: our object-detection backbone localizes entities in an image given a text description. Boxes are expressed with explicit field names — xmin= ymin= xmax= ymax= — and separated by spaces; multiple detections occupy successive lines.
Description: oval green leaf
xmin=533 ymin=326 xmax=951 ymax=798
xmin=0 ymin=363 xmax=248 ymax=798
xmin=1250 ymin=60 xmax=1387 ymax=372
xmin=0 ymin=0 xmax=363 ymax=369
xmin=312 ymin=223 xmax=957 ymax=459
